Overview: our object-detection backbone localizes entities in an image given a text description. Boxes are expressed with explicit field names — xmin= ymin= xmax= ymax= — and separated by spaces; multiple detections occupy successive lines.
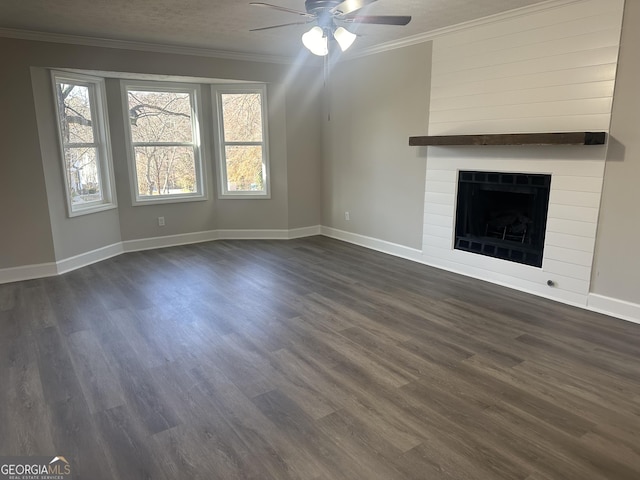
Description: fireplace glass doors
xmin=454 ymin=171 xmax=551 ymax=267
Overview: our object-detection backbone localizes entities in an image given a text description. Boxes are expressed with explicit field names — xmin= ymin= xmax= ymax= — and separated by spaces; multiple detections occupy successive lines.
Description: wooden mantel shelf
xmin=408 ymin=132 xmax=607 ymax=147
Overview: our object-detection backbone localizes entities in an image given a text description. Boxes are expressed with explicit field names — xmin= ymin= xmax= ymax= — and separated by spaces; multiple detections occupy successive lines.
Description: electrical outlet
xmin=158 ymin=216 xmax=165 ymax=227
xmin=345 ymin=211 xmax=350 ymax=221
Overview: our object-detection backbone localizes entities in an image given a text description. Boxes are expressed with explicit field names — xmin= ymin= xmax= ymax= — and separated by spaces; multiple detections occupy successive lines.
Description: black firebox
xmin=454 ymin=171 xmax=551 ymax=267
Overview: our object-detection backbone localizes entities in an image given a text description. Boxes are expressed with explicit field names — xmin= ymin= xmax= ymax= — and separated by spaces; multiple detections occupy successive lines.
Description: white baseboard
xmin=587 ymin=293 xmax=640 ymax=324
xmin=320 ymin=226 xmax=423 ymax=262
xmin=0 ymin=226 xmax=322 ymax=284
xmin=122 ymin=230 xmax=220 ymax=252
xmin=0 ymin=261 xmax=58 ymax=284
xmin=2 ymin=225 xmax=639 ymax=326
xmin=288 ymin=225 xmax=322 ymax=239
xmin=57 ymin=242 xmax=124 ymax=275
xmin=217 ymin=225 xmax=322 ymax=240
xmin=217 ymin=229 xmax=290 ymax=240
xmin=323 ymin=227 xmax=640 ymax=326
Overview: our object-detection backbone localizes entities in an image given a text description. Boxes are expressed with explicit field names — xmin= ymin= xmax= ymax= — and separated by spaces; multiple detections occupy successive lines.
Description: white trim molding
xmin=217 ymin=225 xmax=321 ymax=240
xmin=289 ymin=225 xmax=322 ymax=239
xmin=1 ymin=0 xmax=583 ymax=65
xmin=0 ymin=226 xmax=322 ymax=284
xmin=0 ymin=28 xmax=293 ymax=65
xmin=0 ymin=262 xmax=58 ymax=284
xmin=320 ymin=226 xmax=423 ymax=263
xmin=322 ymin=227 xmax=640 ymax=325
xmin=122 ymin=230 xmax=220 ymax=252
xmin=349 ymin=0 xmax=585 ymax=59
xmin=57 ymin=242 xmax=124 ymax=274
xmin=217 ymin=229 xmax=291 ymax=240
xmin=587 ymin=294 xmax=640 ymax=325
xmin=51 ymin=70 xmax=118 ymax=217
xmin=212 ymin=83 xmax=271 ymax=200
xmin=2 ymin=224 xmax=639 ymax=326
xmin=121 ymin=80 xmax=209 ymax=206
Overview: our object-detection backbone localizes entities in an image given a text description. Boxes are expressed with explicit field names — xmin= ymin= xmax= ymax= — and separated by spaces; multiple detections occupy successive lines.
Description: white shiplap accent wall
xmin=429 ymin=0 xmax=624 ymax=135
xmin=423 ymin=147 xmax=606 ymax=305
xmin=422 ymin=0 xmax=624 ymax=307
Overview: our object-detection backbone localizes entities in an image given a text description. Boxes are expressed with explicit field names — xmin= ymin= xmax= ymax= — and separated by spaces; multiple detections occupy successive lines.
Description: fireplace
xmin=454 ymin=171 xmax=551 ymax=267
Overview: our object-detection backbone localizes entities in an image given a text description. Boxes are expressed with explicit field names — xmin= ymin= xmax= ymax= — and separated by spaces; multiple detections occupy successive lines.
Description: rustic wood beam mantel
xmin=408 ymin=132 xmax=607 ymax=147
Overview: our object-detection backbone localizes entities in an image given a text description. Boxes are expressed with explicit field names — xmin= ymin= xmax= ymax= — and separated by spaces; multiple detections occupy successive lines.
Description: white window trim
xmin=121 ymin=80 xmax=208 ymax=206
xmin=212 ymin=83 xmax=271 ymax=199
xmin=51 ymin=70 xmax=117 ymax=217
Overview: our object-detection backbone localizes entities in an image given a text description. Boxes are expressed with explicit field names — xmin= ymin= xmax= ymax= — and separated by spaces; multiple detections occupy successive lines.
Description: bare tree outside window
xmin=221 ymin=93 xmax=264 ymax=192
xmin=56 ymin=83 xmax=102 ymax=204
xmin=53 ymin=72 xmax=115 ymax=216
xmin=126 ymin=89 xmax=200 ymax=198
xmin=214 ymin=85 xmax=270 ymax=198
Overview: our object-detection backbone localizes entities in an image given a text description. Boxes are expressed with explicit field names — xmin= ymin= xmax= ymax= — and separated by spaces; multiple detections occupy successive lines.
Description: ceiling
xmin=0 ymin=0 xmax=551 ymax=59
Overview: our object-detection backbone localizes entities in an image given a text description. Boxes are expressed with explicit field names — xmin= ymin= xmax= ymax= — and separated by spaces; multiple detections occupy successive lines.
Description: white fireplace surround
xmin=422 ymin=146 xmax=605 ymax=307
xmin=419 ymin=0 xmax=624 ymax=311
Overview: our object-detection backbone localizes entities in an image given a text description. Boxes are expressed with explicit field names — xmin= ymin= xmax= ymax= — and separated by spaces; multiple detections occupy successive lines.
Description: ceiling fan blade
xmin=250 ymin=21 xmax=313 ymax=31
xmin=342 ymin=15 xmax=411 ymax=25
xmin=249 ymin=2 xmax=314 ymax=17
xmin=331 ymin=0 xmax=378 ymax=16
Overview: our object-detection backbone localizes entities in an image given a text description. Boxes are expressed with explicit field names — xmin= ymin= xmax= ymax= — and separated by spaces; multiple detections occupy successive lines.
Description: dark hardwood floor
xmin=1 ymin=236 xmax=639 ymax=479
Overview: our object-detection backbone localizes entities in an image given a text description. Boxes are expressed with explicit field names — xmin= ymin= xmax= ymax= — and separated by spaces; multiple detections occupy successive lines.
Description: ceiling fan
xmin=250 ymin=0 xmax=412 ymax=56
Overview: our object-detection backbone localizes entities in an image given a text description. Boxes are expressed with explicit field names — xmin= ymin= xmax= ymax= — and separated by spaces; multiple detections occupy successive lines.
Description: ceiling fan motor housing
xmin=249 ymin=1 xmax=410 ymax=45
xmin=304 ymin=0 xmax=342 ymax=14
xmin=305 ymin=0 xmax=342 ymax=30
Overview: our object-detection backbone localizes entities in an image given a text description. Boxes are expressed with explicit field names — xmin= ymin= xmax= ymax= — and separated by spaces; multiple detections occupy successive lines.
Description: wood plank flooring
xmin=1 ymin=236 xmax=639 ymax=479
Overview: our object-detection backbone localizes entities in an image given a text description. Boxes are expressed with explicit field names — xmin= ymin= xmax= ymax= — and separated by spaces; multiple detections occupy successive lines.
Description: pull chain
xmin=324 ymin=51 xmax=331 ymax=121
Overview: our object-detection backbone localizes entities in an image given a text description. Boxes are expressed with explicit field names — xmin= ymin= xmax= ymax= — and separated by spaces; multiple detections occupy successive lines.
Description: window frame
xmin=121 ymin=80 xmax=208 ymax=206
xmin=51 ymin=70 xmax=117 ymax=217
xmin=212 ymin=83 xmax=271 ymax=199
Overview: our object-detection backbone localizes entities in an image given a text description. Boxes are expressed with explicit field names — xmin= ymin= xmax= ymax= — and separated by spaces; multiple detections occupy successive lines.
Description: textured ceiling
xmin=0 ymin=0 xmax=550 ymax=58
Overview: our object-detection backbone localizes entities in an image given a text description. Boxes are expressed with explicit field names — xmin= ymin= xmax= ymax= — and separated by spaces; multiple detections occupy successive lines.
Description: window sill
xmin=68 ymin=203 xmax=118 ymax=218
xmin=218 ymin=193 xmax=271 ymax=200
xmin=132 ymin=194 xmax=208 ymax=206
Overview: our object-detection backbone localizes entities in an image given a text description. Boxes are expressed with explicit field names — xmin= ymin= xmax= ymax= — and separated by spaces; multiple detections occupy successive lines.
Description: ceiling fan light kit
xmin=250 ymin=0 xmax=411 ymax=56
xmin=301 ymin=25 xmax=356 ymax=56
xmin=333 ymin=26 xmax=357 ymax=52
xmin=302 ymin=25 xmax=329 ymax=56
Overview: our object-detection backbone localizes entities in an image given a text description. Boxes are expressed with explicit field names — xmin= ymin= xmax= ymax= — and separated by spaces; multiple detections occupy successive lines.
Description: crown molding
xmin=0 ymin=27 xmax=295 ymax=65
xmin=348 ymin=0 xmax=585 ymax=59
xmin=0 ymin=0 xmax=588 ymax=65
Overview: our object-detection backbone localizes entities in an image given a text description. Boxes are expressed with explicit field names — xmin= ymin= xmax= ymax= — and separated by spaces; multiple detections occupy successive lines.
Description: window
xmin=212 ymin=84 xmax=270 ymax=198
xmin=122 ymin=81 xmax=207 ymax=204
xmin=52 ymin=71 xmax=116 ymax=216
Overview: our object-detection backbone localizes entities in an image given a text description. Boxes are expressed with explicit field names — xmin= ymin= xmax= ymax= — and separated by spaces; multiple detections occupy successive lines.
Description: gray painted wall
xmin=591 ymin=0 xmax=640 ymax=304
xmin=321 ymin=42 xmax=432 ymax=249
xmin=0 ymin=42 xmax=55 ymax=268
xmin=285 ymin=77 xmax=324 ymax=230
xmin=2 ymin=2 xmax=639 ymax=310
xmin=31 ymin=67 xmax=123 ymax=261
xmin=0 ymin=37 xmax=323 ymax=268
